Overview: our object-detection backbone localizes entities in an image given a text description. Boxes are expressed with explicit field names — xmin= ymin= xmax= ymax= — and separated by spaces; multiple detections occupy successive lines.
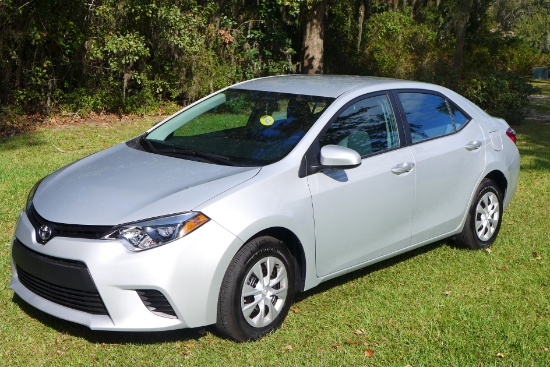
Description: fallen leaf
xmin=290 ymin=307 xmax=299 ymax=313
xmin=485 ymin=248 xmax=493 ymax=254
xmin=352 ymin=329 xmax=365 ymax=335
xmin=347 ymin=340 xmax=361 ymax=345
xmin=281 ymin=345 xmax=293 ymax=350
xmin=183 ymin=342 xmax=195 ymax=349
xmin=507 ymin=221 xmax=515 ymax=225
xmin=496 ymin=353 xmax=505 ymax=358
xmin=404 ymin=365 xmax=414 ymax=367
xmin=332 ymin=343 xmax=342 ymax=350
xmin=499 ymin=265 xmax=509 ymax=270
xmin=55 ymin=350 xmax=63 ymax=356
xmin=443 ymin=291 xmax=451 ymax=296
xmin=532 ymin=251 xmax=542 ymax=260
xmin=543 ymin=346 xmax=549 ymax=352
xmin=364 ymin=349 xmax=375 ymax=358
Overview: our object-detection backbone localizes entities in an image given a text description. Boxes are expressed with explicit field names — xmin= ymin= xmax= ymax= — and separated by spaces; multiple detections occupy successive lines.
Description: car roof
xmin=230 ymin=74 xmax=416 ymax=98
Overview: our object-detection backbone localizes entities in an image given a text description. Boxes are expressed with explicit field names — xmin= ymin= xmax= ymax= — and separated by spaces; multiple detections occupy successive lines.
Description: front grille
xmin=12 ymin=239 xmax=108 ymax=315
xmin=28 ymin=204 xmax=112 ymax=243
xmin=137 ymin=290 xmax=178 ymax=319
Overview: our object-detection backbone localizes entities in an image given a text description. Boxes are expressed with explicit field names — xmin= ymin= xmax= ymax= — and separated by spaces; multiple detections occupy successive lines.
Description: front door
xmin=309 ymin=94 xmax=415 ymax=277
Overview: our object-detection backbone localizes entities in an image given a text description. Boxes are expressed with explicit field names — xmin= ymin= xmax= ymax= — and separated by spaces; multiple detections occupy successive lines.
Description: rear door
xmin=394 ymin=91 xmax=485 ymax=244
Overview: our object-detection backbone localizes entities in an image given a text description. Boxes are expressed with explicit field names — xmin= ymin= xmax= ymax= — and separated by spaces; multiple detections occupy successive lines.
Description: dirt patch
xmin=0 ymin=112 xmax=169 ymax=138
xmin=526 ymin=95 xmax=550 ymax=123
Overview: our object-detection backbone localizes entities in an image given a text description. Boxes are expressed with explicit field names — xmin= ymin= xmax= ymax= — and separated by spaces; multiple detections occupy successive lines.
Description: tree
xmin=302 ymin=0 xmax=327 ymax=74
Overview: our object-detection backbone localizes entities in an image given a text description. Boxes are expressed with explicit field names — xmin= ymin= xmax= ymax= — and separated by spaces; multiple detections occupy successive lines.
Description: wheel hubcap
xmin=475 ymin=191 xmax=500 ymax=242
xmin=240 ymin=256 xmax=288 ymax=328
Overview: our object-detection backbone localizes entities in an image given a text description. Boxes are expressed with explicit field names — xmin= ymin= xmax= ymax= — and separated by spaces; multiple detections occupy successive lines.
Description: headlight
xmin=104 ymin=212 xmax=210 ymax=252
xmin=25 ymin=179 xmax=44 ymax=214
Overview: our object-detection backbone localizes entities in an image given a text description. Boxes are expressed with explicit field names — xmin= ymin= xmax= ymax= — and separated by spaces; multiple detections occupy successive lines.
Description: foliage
xmin=363 ymin=11 xmax=440 ymax=79
xmin=0 ymin=0 xmax=548 ymax=126
xmin=458 ymin=71 xmax=539 ymax=124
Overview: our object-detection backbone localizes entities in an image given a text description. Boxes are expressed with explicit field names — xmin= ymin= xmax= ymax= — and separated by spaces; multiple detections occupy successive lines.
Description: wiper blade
xmin=140 ymin=135 xmax=157 ymax=153
xmin=158 ymin=148 xmax=235 ymax=166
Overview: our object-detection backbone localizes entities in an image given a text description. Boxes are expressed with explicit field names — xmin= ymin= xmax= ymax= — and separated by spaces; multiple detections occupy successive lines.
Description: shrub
xmin=458 ymin=71 xmax=539 ymax=124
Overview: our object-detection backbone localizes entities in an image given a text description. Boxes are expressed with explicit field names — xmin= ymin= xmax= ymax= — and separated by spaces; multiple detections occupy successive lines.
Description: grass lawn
xmin=0 ymin=87 xmax=549 ymax=366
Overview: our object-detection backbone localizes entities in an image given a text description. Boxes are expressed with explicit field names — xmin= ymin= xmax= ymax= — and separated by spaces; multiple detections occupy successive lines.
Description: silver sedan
xmin=10 ymin=75 xmax=520 ymax=341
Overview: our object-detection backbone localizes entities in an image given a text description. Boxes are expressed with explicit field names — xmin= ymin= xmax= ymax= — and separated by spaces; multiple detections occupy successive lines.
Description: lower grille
xmin=137 ymin=290 xmax=177 ymax=319
xmin=12 ymin=239 xmax=108 ymax=315
xmin=17 ymin=266 xmax=108 ymax=315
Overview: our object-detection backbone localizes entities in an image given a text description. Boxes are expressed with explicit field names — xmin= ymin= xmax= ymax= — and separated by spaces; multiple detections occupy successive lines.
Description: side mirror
xmin=319 ymin=145 xmax=361 ymax=169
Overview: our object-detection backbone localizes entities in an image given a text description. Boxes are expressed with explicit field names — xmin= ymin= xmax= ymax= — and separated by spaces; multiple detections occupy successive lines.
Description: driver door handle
xmin=391 ymin=162 xmax=414 ymax=175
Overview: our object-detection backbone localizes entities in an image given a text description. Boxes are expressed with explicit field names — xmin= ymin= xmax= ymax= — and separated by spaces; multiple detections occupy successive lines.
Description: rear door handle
xmin=465 ymin=140 xmax=482 ymax=151
xmin=391 ymin=162 xmax=414 ymax=175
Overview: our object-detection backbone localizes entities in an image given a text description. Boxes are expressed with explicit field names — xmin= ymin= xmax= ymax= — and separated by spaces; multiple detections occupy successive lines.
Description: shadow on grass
xmin=294 ymin=239 xmax=452 ymax=303
xmin=516 ymin=120 xmax=550 ymax=172
xmin=12 ymin=238 xmax=457 ymax=344
xmin=0 ymin=130 xmax=47 ymax=152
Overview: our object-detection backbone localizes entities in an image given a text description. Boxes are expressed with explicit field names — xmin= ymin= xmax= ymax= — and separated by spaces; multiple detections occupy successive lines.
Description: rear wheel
xmin=455 ymin=179 xmax=503 ymax=249
xmin=216 ymin=236 xmax=295 ymax=341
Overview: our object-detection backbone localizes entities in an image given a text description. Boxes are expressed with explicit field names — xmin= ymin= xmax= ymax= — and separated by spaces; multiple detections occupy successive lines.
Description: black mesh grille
xmin=17 ymin=266 xmax=108 ymax=315
xmin=12 ymin=239 xmax=108 ymax=315
xmin=28 ymin=205 xmax=112 ymax=243
xmin=137 ymin=290 xmax=177 ymax=319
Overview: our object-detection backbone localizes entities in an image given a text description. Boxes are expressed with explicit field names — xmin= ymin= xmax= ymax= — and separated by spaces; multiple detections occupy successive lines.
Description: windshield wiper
xmin=157 ymin=147 xmax=235 ymax=166
xmin=140 ymin=135 xmax=157 ymax=153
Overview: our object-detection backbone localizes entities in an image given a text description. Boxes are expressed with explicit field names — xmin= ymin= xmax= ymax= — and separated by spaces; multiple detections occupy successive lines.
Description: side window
xmin=398 ymin=93 xmax=454 ymax=143
xmin=320 ymin=94 xmax=399 ymax=156
xmin=449 ymin=103 xmax=469 ymax=130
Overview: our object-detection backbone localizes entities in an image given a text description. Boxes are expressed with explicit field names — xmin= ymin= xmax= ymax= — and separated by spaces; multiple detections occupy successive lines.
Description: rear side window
xmin=449 ymin=103 xmax=468 ymax=130
xmin=398 ymin=93 xmax=454 ymax=143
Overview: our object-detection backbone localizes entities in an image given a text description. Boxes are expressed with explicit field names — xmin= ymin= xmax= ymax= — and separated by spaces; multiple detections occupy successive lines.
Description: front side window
xmin=144 ymin=89 xmax=334 ymax=166
xmin=320 ymin=94 xmax=399 ymax=156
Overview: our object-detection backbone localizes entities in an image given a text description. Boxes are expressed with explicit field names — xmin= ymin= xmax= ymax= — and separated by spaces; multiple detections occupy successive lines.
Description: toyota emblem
xmin=38 ymin=225 xmax=53 ymax=242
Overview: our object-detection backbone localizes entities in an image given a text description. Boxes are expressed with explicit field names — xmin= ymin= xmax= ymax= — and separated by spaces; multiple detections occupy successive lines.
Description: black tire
xmin=455 ymin=179 xmax=503 ymax=249
xmin=216 ymin=236 xmax=296 ymax=341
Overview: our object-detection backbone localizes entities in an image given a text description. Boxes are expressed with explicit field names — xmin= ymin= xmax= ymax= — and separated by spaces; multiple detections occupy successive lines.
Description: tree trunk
xmin=452 ymin=0 xmax=473 ymax=74
xmin=303 ymin=0 xmax=327 ymax=74
xmin=356 ymin=1 xmax=366 ymax=53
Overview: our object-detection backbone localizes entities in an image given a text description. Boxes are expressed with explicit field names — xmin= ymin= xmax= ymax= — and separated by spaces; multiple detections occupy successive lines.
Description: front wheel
xmin=216 ymin=236 xmax=296 ymax=341
xmin=455 ymin=179 xmax=503 ymax=249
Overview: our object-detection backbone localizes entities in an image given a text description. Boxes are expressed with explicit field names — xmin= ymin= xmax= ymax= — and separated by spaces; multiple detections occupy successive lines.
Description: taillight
xmin=506 ymin=127 xmax=517 ymax=144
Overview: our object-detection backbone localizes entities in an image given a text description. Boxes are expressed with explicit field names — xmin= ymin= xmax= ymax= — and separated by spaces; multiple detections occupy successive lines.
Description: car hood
xmin=33 ymin=143 xmax=260 ymax=225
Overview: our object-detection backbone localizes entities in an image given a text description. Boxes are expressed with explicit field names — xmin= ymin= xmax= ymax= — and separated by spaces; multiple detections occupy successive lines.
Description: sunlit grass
xmin=0 ymin=102 xmax=548 ymax=365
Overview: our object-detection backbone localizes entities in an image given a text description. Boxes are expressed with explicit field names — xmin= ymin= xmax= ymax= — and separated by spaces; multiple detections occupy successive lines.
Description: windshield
xmin=143 ymin=89 xmax=334 ymax=166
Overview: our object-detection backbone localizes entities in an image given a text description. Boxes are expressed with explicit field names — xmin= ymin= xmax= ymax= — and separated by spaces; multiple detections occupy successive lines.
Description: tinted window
xmin=450 ymin=103 xmax=469 ymax=130
xmin=398 ymin=93 xmax=454 ymax=143
xmin=320 ymin=94 xmax=399 ymax=156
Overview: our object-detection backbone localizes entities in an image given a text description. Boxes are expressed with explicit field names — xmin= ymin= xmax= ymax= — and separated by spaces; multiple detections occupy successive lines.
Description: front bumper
xmin=10 ymin=211 xmax=242 ymax=331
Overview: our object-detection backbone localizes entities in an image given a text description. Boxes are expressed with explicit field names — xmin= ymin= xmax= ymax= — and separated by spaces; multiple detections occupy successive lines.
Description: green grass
xmin=1 ymin=99 xmax=549 ymax=366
